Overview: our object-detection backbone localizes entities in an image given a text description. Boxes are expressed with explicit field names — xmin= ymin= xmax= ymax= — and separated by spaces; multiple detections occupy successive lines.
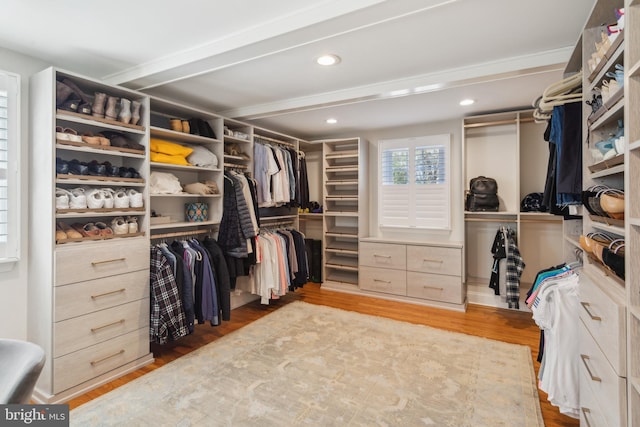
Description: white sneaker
xmin=127 ymin=189 xmax=143 ymax=208
xmin=102 ymin=188 xmax=115 ymax=209
xmin=56 ymin=188 xmax=70 ymax=209
xmin=111 ymin=216 xmax=128 ymax=234
xmin=86 ymin=188 xmax=105 ymax=209
xmin=114 ymin=189 xmax=130 ymax=209
xmin=126 ymin=216 xmax=138 ymax=233
xmin=68 ymin=188 xmax=87 ymax=209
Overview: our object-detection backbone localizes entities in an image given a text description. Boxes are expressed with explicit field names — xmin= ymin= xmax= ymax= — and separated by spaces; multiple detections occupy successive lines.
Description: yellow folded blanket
xmin=150 ymin=151 xmax=192 ymax=166
xmin=150 ymin=138 xmax=193 ymax=157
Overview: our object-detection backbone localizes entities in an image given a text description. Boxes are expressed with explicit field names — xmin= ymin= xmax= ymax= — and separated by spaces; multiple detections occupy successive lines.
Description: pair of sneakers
xmin=111 ymin=216 xmax=138 ymax=234
xmin=56 ymin=187 xmax=143 ymax=210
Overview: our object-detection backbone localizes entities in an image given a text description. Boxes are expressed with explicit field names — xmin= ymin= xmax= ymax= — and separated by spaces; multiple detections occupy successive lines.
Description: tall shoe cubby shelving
xmin=462 ymin=110 xmax=565 ymax=311
xmin=148 ymin=97 xmax=224 ymax=233
xmin=223 ymin=118 xmax=253 ymax=174
xmin=28 ymin=67 xmax=153 ymax=403
xmin=625 ymin=0 xmax=640 ymax=424
xmin=571 ymin=1 xmax=629 ymax=426
xmin=319 ymin=138 xmax=368 ymax=291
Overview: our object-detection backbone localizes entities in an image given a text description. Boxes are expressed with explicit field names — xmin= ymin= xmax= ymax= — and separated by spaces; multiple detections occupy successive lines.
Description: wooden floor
xmin=68 ymin=283 xmax=579 ymax=426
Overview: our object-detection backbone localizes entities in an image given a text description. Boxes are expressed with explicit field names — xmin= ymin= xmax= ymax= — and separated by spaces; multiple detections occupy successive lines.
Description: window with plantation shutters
xmin=379 ymin=134 xmax=450 ymax=229
xmin=0 ymin=70 xmax=19 ymax=263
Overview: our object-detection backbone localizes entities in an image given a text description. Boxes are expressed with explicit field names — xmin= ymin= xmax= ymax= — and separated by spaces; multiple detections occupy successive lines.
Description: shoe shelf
xmin=150 ymin=126 xmax=221 ymax=145
xmin=57 ymin=110 xmax=146 ymax=134
xmin=56 ymin=141 xmax=146 ymax=158
xmin=587 ymin=36 xmax=625 ymax=89
xmin=150 ymin=220 xmax=220 ymax=231
xmin=224 ymin=134 xmax=251 ymax=144
xmin=56 ymin=231 xmax=145 ymax=245
xmin=588 ymin=153 xmax=625 ymax=174
xmin=151 ymin=193 xmax=221 ymax=199
xmin=589 ymin=98 xmax=625 ymax=130
xmin=56 ymin=174 xmax=145 ymax=186
xmin=56 ymin=207 xmax=145 ymax=217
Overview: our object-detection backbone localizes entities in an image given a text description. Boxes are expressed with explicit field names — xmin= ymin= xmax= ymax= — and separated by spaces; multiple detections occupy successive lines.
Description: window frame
xmin=0 ymin=69 xmax=20 ymax=267
xmin=378 ymin=134 xmax=451 ymax=230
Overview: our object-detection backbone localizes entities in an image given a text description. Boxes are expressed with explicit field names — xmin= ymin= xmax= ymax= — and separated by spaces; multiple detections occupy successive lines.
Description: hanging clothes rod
xmin=254 ymin=134 xmax=297 ymax=148
xmin=464 ymin=117 xmax=535 ymax=129
xmin=261 ymin=215 xmax=297 ymax=223
xmin=151 ymin=228 xmax=213 ymax=240
xmin=464 ymin=218 xmax=517 ymax=223
xmin=224 ymin=162 xmax=248 ymax=169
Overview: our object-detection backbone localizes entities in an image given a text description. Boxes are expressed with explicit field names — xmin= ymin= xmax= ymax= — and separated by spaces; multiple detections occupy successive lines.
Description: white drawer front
xmin=55 ymin=270 xmax=149 ymax=321
xmin=55 ymin=239 xmax=149 ymax=286
xmin=579 ymin=276 xmax=626 ymax=376
xmin=54 ymin=298 xmax=150 ymax=358
xmin=579 ymin=320 xmax=627 ymax=427
xmin=406 ymin=245 xmax=461 ymax=276
xmin=579 ymin=367 xmax=610 ymax=427
xmin=359 ymin=267 xmax=407 ymax=296
xmin=53 ymin=327 xmax=149 ymax=394
xmin=359 ymin=242 xmax=406 ymax=270
xmin=406 ymin=272 xmax=463 ymax=304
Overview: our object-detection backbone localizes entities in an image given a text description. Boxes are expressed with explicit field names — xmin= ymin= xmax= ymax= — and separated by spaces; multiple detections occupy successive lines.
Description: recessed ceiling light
xmin=459 ymin=99 xmax=475 ymax=106
xmin=317 ymin=54 xmax=341 ymax=66
xmin=326 ymin=118 xmax=338 ymax=124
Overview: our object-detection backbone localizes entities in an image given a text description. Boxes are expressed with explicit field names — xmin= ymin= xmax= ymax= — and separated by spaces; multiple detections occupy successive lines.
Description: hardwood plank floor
xmin=68 ymin=283 xmax=579 ymax=426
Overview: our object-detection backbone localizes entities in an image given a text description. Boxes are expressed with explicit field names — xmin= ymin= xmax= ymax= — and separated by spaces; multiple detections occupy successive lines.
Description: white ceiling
xmin=0 ymin=0 xmax=594 ymax=139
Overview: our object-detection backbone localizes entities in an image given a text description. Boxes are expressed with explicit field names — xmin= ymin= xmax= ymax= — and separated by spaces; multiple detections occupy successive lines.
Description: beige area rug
xmin=70 ymin=301 xmax=543 ymax=426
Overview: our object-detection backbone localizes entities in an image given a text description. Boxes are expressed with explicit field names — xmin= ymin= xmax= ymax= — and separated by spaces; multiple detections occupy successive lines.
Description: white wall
xmin=358 ymin=118 xmax=464 ymax=245
xmin=0 ymin=47 xmax=48 ymax=340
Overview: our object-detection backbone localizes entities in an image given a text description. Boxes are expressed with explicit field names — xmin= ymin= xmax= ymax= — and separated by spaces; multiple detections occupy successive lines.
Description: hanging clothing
xmin=489 ymin=228 xmax=507 ymax=295
xmin=505 ymin=236 xmax=525 ymax=309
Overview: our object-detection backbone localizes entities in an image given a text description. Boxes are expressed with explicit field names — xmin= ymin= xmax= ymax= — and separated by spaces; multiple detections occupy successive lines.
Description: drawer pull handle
xmin=90 ymin=349 xmax=125 ymax=366
xmin=580 ymin=354 xmax=601 ymax=382
xmin=423 ymin=286 xmax=444 ymax=291
xmin=374 ymin=279 xmax=391 ymax=284
xmin=90 ymin=319 xmax=125 ymax=333
xmin=581 ymin=407 xmax=593 ymax=427
xmin=422 ymin=258 xmax=443 ymax=263
xmin=91 ymin=288 xmax=126 ymax=299
xmin=373 ymin=254 xmax=391 ymax=259
xmin=91 ymin=257 xmax=126 ymax=266
xmin=580 ymin=302 xmax=602 ymax=321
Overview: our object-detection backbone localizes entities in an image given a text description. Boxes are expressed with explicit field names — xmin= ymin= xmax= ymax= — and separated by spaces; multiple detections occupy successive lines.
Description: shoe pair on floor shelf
xmin=56 ymin=217 xmax=138 ymax=241
xmin=56 ymin=78 xmax=142 ymax=126
xmin=56 ymin=187 xmax=143 ymax=210
xmin=56 ymin=157 xmax=142 ymax=179
xmin=169 ymin=117 xmax=216 ymax=139
xmin=56 ymin=128 xmax=145 ymax=152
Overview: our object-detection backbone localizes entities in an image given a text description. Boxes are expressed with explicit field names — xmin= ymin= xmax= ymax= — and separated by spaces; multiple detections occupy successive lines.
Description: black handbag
xmin=466 ymin=176 xmax=499 ymax=212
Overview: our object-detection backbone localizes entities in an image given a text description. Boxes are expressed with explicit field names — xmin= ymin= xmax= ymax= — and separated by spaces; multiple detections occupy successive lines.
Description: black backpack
xmin=465 ymin=176 xmax=499 ymax=212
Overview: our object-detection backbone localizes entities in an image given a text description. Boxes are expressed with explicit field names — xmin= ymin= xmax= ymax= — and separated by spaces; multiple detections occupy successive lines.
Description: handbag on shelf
xmin=465 ymin=176 xmax=499 ymax=212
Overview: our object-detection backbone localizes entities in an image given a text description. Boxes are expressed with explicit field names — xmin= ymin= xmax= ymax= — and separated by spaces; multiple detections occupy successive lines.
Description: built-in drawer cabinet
xmin=55 ymin=239 xmax=150 ymax=286
xmin=579 ymin=367 xmax=610 ymax=427
xmin=53 ymin=328 xmax=150 ymax=394
xmin=359 ymin=267 xmax=407 ymax=295
xmin=579 ymin=320 xmax=627 ymax=427
xmin=359 ymin=239 xmax=464 ymax=308
xmin=406 ymin=272 xmax=464 ymax=304
xmin=359 ymin=242 xmax=406 ymax=270
xmin=54 ymin=270 xmax=149 ymax=322
xmin=54 ymin=298 xmax=150 ymax=358
xmin=406 ymin=245 xmax=461 ymax=277
xmin=579 ymin=275 xmax=626 ymax=376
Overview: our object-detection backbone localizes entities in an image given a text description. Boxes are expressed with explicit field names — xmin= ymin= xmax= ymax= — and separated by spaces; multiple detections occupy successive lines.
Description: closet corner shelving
xmin=625 ymin=0 xmax=640 ymax=424
xmin=223 ymin=117 xmax=253 ymax=174
xmin=318 ymin=137 xmax=368 ymax=291
xmin=148 ymin=96 xmax=224 ymax=235
xmin=462 ymin=110 xmax=564 ymax=311
xmin=28 ymin=67 xmax=153 ymax=403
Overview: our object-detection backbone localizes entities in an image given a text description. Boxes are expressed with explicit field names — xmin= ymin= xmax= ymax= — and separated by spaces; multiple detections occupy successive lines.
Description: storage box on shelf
xmin=148 ymin=96 xmax=224 ymax=232
xmin=28 ymin=67 xmax=153 ymax=403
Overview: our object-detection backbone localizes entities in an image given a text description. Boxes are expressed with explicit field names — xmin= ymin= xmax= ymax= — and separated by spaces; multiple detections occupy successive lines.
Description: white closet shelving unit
xmin=28 ymin=67 xmax=154 ymax=403
xmin=463 ymin=110 xmax=565 ymax=311
xmin=570 ymin=1 xmax=629 ymax=425
xmin=319 ymin=137 xmax=368 ymax=290
xmin=626 ymin=0 xmax=640 ymax=424
xmin=148 ymin=97 xmax=224 ymax=233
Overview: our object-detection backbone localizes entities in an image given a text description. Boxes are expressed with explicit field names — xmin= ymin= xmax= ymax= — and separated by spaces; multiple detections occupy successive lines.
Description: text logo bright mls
xmin=2 ymin=405 xmax=68 ymax=426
